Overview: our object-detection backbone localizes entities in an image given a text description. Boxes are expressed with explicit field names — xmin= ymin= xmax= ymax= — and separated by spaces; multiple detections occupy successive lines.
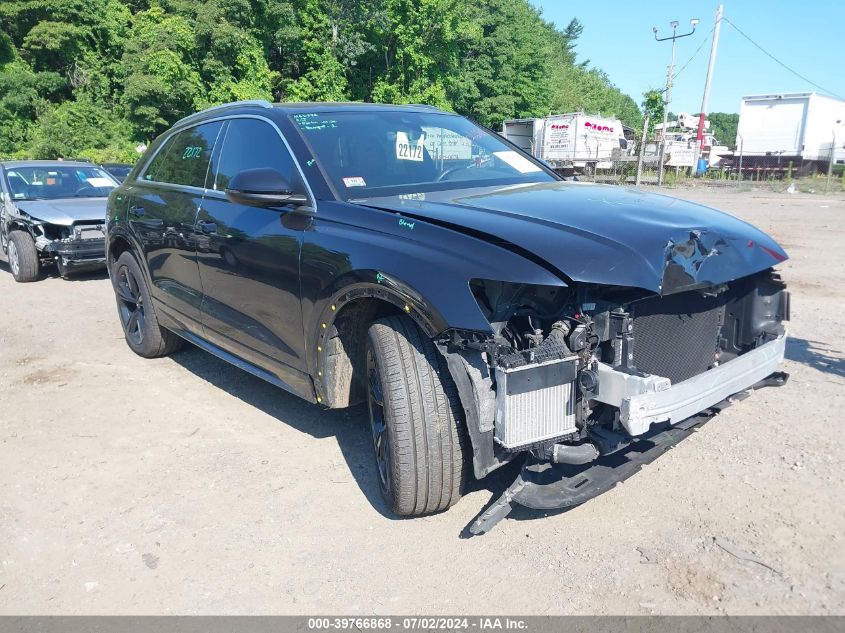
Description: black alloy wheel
xmin=115 ymin=263 xmax=146 ymax=347
xmin=366 ymin=347 xmax=392 ymax=499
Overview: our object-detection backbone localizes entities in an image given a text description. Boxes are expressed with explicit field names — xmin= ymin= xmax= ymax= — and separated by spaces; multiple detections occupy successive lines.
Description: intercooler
xmin=630 ymin=291 xmax=725 ymax=384
xmin=494 ymin=350 xmax=578 ymax=450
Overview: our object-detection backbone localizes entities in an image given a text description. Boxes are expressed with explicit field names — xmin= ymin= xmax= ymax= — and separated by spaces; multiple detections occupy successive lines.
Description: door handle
xmin=128 ymin=205 xmax=145 ymax=217
xmin=196 ymin=220 xmax=217 ymax=234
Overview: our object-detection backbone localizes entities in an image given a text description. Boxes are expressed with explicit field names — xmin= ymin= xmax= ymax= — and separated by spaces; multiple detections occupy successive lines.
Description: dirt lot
xmin=0 ymin=187 xmax=843 ymax=615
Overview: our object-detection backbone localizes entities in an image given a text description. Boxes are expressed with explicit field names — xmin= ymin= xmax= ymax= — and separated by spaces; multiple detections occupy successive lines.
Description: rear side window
xmin=143 ymin=121 xmax=223 ymax=188
xmin=212 ymin=118 xmax=299 ymax=191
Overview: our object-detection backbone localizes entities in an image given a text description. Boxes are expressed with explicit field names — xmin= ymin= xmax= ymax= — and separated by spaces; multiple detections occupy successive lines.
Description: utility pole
xmin=635 ymin=114 xmax=650 ymax=186
xmin=693 ymin=4 xmax=723 ymax=175
xmin=654 ymin=18 xmax=699 ymax=186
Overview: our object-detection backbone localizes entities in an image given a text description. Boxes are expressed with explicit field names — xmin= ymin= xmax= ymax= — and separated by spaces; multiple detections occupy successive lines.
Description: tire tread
xmin=367 ymin=315 xmax=468 ymax=515
xmin=8 ymin=231 xmax=40 ymax=283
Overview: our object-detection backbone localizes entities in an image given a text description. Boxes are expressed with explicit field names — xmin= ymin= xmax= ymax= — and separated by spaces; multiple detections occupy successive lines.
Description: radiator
xmin=630 ymin=291 xmax=724 ymax=384
xmin=494 ymin=357 xmax=578 ymax=450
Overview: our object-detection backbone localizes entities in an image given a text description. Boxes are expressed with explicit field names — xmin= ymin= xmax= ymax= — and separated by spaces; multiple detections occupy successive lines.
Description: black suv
xmin=106 ymin=100 xmax=789 ymax=532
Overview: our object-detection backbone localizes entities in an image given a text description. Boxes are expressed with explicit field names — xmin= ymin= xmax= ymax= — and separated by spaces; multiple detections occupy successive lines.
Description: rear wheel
xmin=8 ymin=230 xmax=40 ymax=282
xmin=365 ymin=315 xmax=469 ymax=515
xmin=111 ymin=250 xmax=183 ymax=358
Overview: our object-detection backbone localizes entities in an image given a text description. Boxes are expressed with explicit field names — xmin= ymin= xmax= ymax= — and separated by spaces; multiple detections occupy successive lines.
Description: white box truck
xmin=736 ymin=92 xmax=845 ymax=172
xmin=502 ymin=113 xmax=628 ymax=172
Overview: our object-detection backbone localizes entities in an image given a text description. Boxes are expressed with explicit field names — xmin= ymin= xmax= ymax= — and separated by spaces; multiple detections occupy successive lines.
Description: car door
xmin=128 ymin=121 xmax=223 ymax=329
xmin=195 ymin=117 xmax=310 ymax=378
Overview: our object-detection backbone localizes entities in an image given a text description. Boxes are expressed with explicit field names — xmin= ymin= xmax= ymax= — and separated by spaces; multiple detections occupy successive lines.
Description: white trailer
xmin=736 ymin=92 xmax=845 ymax=171
xmin=502 ymin=113 xmax=627 ymax=172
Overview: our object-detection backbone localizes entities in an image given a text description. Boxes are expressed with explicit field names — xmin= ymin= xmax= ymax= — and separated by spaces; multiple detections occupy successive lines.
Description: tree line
xmin=0 ymin=0 xmax=643 ymax=162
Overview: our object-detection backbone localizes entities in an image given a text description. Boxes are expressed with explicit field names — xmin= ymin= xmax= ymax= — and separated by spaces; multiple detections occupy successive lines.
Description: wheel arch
xmin=311 ymin=272 xmax=459 ymax=408
xmin=107 ymin=233 xmax=133 ymax=265
xmin=106 ymin=229 xmax=145 ymax=278
xmin=6 ymin=219 xmax=36 ymax=238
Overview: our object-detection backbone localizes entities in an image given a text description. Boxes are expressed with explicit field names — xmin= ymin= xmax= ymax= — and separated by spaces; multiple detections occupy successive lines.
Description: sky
xmin=532 ymin=0 xmax=845 ymax=114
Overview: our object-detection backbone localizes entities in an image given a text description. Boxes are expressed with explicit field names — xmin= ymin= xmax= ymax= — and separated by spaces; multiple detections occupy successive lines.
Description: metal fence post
xmin=827 ymin=132 xmax=836 ymax=194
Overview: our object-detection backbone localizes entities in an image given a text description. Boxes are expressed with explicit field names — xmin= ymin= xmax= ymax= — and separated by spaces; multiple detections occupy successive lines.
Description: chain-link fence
xmin=561 ymin=144 xmax=845 ymax=193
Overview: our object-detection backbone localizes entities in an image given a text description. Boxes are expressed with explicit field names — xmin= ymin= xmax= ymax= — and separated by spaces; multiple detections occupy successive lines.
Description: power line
xmin=723 ymin=17 xmax=844 ymax=100
xmin=653 ymin=26 xmax=714 ymax=95
xmin=672 ymin=26 xmax=715 ymax=84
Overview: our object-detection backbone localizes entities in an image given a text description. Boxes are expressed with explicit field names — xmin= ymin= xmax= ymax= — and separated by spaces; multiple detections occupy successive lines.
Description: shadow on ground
xmin=170 ymin=344 xmax=521 ymax=524
xmin=786 ymin=336 xmax=845 ymax=379
xmin=0 ymin=257 xmax=108 ymax=282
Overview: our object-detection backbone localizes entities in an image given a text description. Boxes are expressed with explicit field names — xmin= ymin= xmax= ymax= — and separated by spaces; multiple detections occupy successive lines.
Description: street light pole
xmin=654 ymin=18 xmax=698 ymax=186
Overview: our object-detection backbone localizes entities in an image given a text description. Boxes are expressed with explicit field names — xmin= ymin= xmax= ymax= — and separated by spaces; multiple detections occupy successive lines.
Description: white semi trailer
xmin=502 ymin=112 xmax=628 ymax=172
xmin=736 ymin=92 xmax=845 ymax=172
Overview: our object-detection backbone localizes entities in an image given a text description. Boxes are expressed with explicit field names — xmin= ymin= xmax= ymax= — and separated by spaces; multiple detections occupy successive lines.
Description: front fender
xmin=301 ymin=201 xmax=568 ymax=377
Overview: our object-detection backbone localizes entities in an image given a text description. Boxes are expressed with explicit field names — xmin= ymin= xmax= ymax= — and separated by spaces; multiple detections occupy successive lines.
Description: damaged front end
xmin=437 ymin=270 xmax=790 ymax=534
xmin=30 ymin=219 xmax=107 ymax=273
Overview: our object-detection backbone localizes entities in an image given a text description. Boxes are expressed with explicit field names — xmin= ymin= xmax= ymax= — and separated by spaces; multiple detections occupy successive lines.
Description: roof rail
xmin=173 ymin=100 xmax=273 ymax=128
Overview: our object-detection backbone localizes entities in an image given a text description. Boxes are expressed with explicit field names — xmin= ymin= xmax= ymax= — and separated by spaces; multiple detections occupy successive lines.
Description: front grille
xmin=631 ymin=291 xmax=724 ymax=383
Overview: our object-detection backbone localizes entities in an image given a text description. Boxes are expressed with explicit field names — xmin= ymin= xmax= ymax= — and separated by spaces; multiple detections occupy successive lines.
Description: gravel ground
xmin=0 ymin=187 xmax=843 ymax=615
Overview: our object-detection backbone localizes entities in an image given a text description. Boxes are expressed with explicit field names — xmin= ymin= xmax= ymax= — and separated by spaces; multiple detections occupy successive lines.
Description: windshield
xmin=4 ymin=165 xmax=117 ymax=201
xmin=290 ymin=110 xmax=555 ymax=199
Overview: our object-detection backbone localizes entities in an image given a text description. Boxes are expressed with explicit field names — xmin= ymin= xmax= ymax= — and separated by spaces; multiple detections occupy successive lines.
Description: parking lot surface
xmin=1 ymin=187 xmax=843 ymax=614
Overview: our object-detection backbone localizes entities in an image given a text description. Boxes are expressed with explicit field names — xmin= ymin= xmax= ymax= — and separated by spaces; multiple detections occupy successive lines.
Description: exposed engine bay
xmin=2 ymin=214 xmax=107 ymax=276
xmin=440 ymin=269 xmax=790 ymax=480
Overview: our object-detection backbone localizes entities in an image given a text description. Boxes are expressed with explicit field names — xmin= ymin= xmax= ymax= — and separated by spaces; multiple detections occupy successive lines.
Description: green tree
xmin=0 ymin=0 xmax=644 ymax=160
xmin=368 ymin=0 xmax=477 ymax=107
xmin=642 ymin=89 xmax=665 ymax=136
xmin=0 ymin=57 xmax=64 ymax=156
xmin=283 ymin=0 xmax=349 ymax=101
xmin=120 ymin=6 xmax=204 ymax=138
xmin=450 ymin=0 xmax=559 ymax=128
xmin=27 ymin=97 xmax=134 ymax=160
xmin=708 ymin=112 xmax=739 ymax=149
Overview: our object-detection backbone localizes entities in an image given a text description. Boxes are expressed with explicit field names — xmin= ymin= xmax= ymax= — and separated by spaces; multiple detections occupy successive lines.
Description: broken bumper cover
xmin=44 ymin=238 xmax=107 ymax=268
xmin=469 ymin=413 xmax=713 ymax=535
xmin=468 ymin=334 xmax=788 ymax=535
xmin=595 ymin=331 xmax=787 ymax=436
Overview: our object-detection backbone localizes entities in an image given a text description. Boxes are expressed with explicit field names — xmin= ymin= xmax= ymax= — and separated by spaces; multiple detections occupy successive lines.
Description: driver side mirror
xmin=225 ymin=168 xmax=308 ymax=208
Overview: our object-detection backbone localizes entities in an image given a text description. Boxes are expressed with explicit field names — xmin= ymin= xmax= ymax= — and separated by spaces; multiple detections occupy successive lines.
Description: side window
xmin=143 ymin=121 xmax=223 ymax=188
xmin=213 ymin=119 xmax=300 ymax=192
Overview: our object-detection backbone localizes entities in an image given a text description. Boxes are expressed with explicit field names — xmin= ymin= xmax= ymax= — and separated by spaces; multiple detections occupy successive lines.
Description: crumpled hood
xmin=361 ymin=181 xmax=788 ymax=295
xmin=14 ymin=198 xmax=107 ymax=226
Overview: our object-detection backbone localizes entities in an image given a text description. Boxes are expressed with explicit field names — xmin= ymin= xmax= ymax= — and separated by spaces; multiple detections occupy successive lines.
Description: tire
xmin=111 ymin=250 xmax=183 ymax=358
xmin=8 ymin=230 xmax=40 ymax=282
xmin=220 ymin=245 xmax=239 ymax=268
xmin=365 ymin=314 xmax=469 ymax=515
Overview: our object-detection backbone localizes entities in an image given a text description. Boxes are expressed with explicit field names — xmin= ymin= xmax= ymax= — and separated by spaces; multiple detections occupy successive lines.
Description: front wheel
xmin=8 ymin=230 xmax=40 ymax=282
xmin=111 ymin=250 xmax=183 ymax=358
xmin=365 ymin=315 xmax=469 ymax=515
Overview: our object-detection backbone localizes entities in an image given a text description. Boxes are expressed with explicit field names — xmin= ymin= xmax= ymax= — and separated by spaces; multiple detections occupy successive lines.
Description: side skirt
xmin=176 ymin=329 xmax=316 ymax=403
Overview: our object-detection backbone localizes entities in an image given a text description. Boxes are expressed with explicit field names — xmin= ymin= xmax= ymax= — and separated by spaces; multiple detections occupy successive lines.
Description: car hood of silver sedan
xmin=14 ymin=197 xmax=108 ymax=226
